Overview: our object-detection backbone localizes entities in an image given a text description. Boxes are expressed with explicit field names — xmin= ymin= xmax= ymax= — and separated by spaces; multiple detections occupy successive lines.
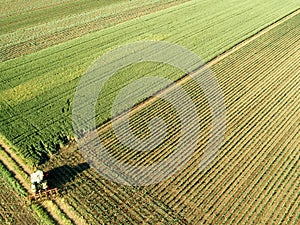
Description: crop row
xmin=95 ymin=10 xmax=299 ymax=195
xmin=42 ymin=150 xmax=188 ymax=224
xmin=147 ymin=10 xmax=299 ymax=197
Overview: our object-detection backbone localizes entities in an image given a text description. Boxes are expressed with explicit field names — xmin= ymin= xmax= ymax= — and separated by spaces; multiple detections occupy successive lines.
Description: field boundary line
xmin=98 ymin=7 xmax=300 ymax=134
xmin=204 ymin=8 xmax=300 ymax=68
xmin=0 ymin=138 xmax=88 ymax=225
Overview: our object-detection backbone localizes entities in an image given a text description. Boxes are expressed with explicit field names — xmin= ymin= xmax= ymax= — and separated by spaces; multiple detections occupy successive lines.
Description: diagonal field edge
xmin=97 ymin=7 xmax=300 ymax=134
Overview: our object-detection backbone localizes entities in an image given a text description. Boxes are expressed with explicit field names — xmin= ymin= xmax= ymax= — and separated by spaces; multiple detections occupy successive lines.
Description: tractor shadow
xmin=46 ymin=162 xmax=90 ymax=193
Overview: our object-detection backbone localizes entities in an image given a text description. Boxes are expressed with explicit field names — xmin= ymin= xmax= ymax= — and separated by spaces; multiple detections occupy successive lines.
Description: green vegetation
xmin=0 ymin=0 xmax=299 ymax=165
xmin=30 ymin=204 xmax=58 ymax=225
xmin=1 ymin=0 xmax=124 ymax=33
xmin=0 ymin=156 xmax=27 ymax=197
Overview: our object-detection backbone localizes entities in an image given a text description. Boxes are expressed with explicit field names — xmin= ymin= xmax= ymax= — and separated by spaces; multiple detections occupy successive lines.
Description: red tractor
xmin=27 ymin=168 xmax=59 ymax=204
xmin=30 ymin=169 xmax=48 ymax=194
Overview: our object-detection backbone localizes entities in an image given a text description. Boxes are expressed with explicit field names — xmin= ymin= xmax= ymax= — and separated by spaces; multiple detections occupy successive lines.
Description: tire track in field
xmin=0 ymin=138 xmax=87 ymax=225
xmin=98 ymin=7 xmax=300 ymax=134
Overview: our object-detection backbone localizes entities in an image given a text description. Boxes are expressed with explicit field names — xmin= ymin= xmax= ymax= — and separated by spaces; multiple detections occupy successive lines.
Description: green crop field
xmin=0 ymin=0 xmax=299 ymax=224
xmin=1 ymin=0 xmax=299 ymax=165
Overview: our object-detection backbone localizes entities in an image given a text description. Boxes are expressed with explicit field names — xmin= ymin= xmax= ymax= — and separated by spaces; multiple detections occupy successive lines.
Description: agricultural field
xmin=0 ymin=163 xmax=38 ymax=224
xmin=0 ymin=0 xmax=299 ymax=224
xmin=1 ymin=0 xmax=299 ymax=165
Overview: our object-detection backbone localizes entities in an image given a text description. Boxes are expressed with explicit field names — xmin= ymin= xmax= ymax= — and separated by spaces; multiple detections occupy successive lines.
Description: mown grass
xmin=0 ymin=0 xmax=299 ymax=165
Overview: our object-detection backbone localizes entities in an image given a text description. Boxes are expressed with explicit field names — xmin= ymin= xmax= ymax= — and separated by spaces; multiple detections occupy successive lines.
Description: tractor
xmin=30 ymin=168 xmax=48 ymax=194
xmin=26 ymin=167 xmax=59 ymax=205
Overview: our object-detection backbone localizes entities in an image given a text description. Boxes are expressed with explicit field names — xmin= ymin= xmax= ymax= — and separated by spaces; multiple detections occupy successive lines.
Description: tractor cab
xmin=26 ymin=167 xmax=59 ymax=205
xmin=30 ymin=168 xmax=48 ymax=194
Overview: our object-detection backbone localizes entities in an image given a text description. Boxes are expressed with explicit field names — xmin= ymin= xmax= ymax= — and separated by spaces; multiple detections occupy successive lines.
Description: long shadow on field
xmin=46 ymin=163 xmax=90 ymax=191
